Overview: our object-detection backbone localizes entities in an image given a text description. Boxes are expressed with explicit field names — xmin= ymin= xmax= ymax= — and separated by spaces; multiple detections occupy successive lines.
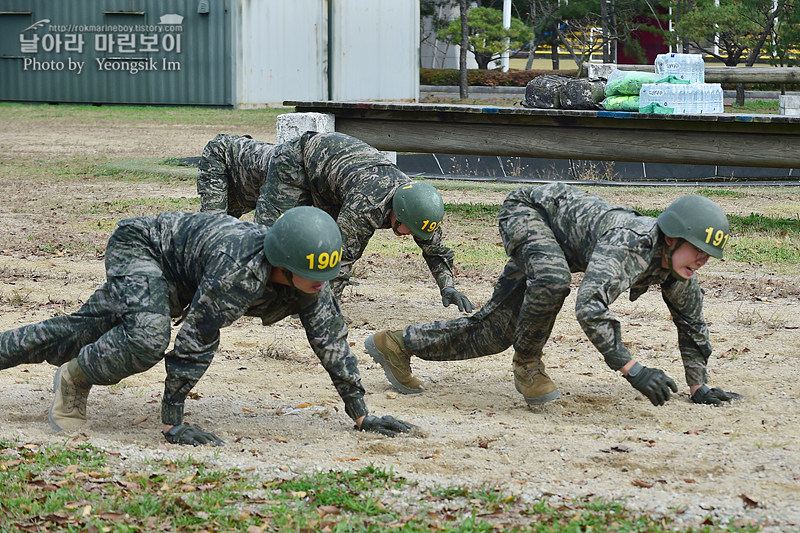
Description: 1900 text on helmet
xmin=657 ymin=195 xmax=729 ymax=259
xmin=392 ymin=181 xmax=445 ymax=240
xmin=263 ymin=206 xmax=343 ymax=281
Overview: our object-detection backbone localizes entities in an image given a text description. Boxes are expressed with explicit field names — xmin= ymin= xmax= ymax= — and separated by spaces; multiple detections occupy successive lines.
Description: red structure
xmin=617 ymin=17 xmax=669 ymax=64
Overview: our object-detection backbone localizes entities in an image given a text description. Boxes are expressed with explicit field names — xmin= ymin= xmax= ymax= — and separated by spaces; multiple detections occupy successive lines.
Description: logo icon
xmin=158 ymin=14 xmax=184 ymax=25
xmin=21 ymin=19 xmax=50 ymax=32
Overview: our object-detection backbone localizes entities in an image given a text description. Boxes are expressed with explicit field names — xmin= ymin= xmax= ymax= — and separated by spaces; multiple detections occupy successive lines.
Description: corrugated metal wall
xmin=329 ymin=0 xmax=419 ymax=102
xmin=0 ymin=0 xmax=419 ymax=106
xmin=235 ymin=0 xmax=419 ymax=106
xmin=234 ymin=0 xmax=328 ymax=107
xmin=0 ymin=0 xmax=232 ymax=105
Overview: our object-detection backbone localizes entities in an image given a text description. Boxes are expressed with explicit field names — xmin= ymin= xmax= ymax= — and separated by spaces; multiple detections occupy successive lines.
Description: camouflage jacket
xmin=197 ymin=134 xmax=276 ymax=218
xmin=255 ymin=132 xmax=456 ymax=296
xmin=105 ymin=212 xmax=367 ymax=425
xmin=500 ymin=183 xmax=713 ymax=386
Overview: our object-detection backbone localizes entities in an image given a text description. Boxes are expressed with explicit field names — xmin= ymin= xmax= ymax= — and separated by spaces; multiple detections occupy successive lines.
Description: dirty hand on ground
xmin=163 ymin=424 xmax=225 ymax=446
xmin=691 ymin=385 xmax=741 ymax=405
xmin=625 ymin=362 xmax=679 ymax=406
xmin=358 ymin=415 xmax=419 ymax=437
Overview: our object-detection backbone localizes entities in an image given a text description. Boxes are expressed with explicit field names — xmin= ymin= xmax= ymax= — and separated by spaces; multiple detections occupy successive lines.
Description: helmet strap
xmin=664 ymin=237 xmax=687 ymax=281
xmin=281 ymin=268 xmax=298 ymax=290
xmin=392 ymin=218 xmax=404 ymax=235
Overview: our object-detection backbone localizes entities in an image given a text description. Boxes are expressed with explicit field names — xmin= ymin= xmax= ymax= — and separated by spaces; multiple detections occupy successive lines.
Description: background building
xmin=0 ymin=0 xmax=419 ymax=107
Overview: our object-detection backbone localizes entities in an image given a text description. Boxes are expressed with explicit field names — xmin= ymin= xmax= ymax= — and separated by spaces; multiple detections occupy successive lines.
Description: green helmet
xmin=392 ymin=181 xmax=445 ymax=240
xmin=657 ymin=195 xmax=730 ymax=258
xmin=263 ymin=206 xmax=343 ymax=281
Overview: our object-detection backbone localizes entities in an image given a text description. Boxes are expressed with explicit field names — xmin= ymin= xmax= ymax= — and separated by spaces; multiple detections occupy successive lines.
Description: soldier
xmin=197 ymin=133 xmax=276 ymax=218
xmin=365 ymin=183 xmax=740 ymax=407
xmin=0 ymin=207 xmax=415 ymax=444
xmin=253 ymin=131 xmax=473 ymax=311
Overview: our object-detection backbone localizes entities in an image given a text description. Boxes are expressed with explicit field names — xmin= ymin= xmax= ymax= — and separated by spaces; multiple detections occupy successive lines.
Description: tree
xmin=421 ymin=0 xmax=458 ymax=69
xmin=674 ymin=0 xmax=789 ymax=104
xmin=766 ymin=0 xmax=800 ymax=67
xmin=438 ymin=6 xmax=535 ymax=69
xmin=553 ymin=0 xmax=607 ymax=71
xmin=674 ymin=0 xmax=787 ymax=66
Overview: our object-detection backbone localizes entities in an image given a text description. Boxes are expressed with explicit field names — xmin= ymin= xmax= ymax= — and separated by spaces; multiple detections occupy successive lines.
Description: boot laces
xmin=62 ymin=377 xmax=90 ymax=416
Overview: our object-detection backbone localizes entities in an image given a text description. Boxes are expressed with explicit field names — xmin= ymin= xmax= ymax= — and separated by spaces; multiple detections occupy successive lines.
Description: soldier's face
xmin=291 ymin=274 xmax=326 ymax=294
xmin=270 ymin=267 xmax=325 ymax=294
xmin=389 ymin=210 xmax=412 ymax=237
xmin=664 ymin=238 xmax=710 ymax=279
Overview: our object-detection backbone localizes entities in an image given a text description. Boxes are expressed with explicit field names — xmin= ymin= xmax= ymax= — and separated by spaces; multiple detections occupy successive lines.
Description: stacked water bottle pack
xmin=638 ymin=53 xmax=724 ymax=114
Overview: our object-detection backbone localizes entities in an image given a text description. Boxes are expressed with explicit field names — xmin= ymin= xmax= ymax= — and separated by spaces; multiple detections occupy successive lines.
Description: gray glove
xmin=358 ymin=415 xmax=418 ymax=437
xmin=163 ymin=424 xmax=224 ymax=446
xmin=624 ymin=362 xmax=678 ymax=406
xmin=441 ymin=287 xmax=474 ymax=313
xmin=691 ymin=385 xmax=741 ymax=405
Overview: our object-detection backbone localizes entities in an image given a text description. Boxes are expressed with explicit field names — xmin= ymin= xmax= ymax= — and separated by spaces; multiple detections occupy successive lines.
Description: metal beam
xmin=285 ymin=101 xmax=800 ymax=169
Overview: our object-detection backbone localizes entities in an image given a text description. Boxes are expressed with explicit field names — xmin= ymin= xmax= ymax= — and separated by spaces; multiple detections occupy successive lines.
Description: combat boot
xmin=365 ymin=330 xmax=424 ymax=394
xmin=513 ymin=352 xmax=559 ymax=406
xmin=49 ymin=360 xmax=92 ymax=432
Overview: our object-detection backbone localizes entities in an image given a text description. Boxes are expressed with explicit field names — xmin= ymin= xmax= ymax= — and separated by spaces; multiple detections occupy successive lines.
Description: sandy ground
xmin=1 ymin=110 xmax=799 ymax=530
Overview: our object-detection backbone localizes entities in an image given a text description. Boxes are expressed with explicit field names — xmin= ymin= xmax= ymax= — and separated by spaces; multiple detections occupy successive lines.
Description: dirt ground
xmin=1 ymin=111 xmax=799 ymax=530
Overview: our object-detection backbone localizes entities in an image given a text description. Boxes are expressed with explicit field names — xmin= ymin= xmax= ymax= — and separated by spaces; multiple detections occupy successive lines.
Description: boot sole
xmin=515 ymin=380 xmax=560 ymax=405
xmin=48 ymin=363 xmax=67 ymax=432
xmin=365 ymin=336 xmax=423 ymax=395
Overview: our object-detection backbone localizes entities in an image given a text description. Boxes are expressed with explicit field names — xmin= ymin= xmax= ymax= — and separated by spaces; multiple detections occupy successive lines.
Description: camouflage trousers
xmin=404 ymin=206 xmax=572 ymax=362
xmin=0 ymin=229 xmax=172 ymax=385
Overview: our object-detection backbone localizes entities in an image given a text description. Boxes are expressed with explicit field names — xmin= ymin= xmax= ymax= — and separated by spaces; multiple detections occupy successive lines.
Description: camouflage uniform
xmin=197 ymin=134 xmax=276 ymax=218
xmin=0 ymin=212 xmax=368 ymax=426
xmin=253 ymin=132 xmax=456 ymax=299
xmin=403 ymin=183 xmax=713 ymax=388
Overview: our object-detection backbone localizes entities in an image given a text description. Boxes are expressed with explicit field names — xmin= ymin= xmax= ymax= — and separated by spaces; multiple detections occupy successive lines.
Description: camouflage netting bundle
xmin=522 ymin=74 xmax=574 ymax=109
xmin=559 ymin=78 xmax=606 ymax=110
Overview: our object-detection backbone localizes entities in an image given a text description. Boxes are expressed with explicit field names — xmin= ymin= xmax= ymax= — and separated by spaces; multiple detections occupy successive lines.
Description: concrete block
xmin=276 ymin=112 xmax=335 ymax=143
xmin=587 ymin=63 xmax=619 ymax=79
xmin=276 ymin=111 xmax=395 ymax=163
xmin=779 ymin=95 xmax=800 ymax=115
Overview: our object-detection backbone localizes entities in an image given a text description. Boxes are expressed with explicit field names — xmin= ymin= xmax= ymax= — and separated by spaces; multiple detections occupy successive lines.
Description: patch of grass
xmin=0 ymin=102 xmax=285 ymax=128
xmin=99 ymin=158 xmax=198 ymax=181
xmin=726 ymin=234 xmax=800 ymax=264
xmin=445 ymin=202 xmax=501 ymax=222
xmin=695 ymin=188 xmax=747 ymax=199
xmin=727 ymin=100 xmax=779 ymax=114
xmin=80 ymin=197 xmax=198 ymax=215
xmin=729 ymin=212 xmax=800 ymax=234
xmin=0 ymin=440 xmax=762 ymax=532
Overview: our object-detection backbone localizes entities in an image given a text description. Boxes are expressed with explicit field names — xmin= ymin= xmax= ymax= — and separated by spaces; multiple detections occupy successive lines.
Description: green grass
xmin=99 ymin=158 xmax=199 ymax=181
xmin=0 ymin=102 xmax=285 ymax=127
xmin=727 ymin=100 xmax=780 ymax=114
xmin=80 ymin=197 xmax=199 ymax=215
xmin=0 ymin=440 xmax=761 ymax=533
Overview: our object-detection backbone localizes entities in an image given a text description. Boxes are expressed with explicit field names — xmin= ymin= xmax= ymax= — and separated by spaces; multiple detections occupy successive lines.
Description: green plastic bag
xmin=604 ymin=71 xmax=690 ymax=97
xmin=655 ymin=75 xmax=690 ymax=85
xmin=638 ymin=102 xmax=675 ymax=114
xmin=601 ymin=95 xmax=640 ymax=111
xmin=604 ymin=71 xmax=662 ymax=96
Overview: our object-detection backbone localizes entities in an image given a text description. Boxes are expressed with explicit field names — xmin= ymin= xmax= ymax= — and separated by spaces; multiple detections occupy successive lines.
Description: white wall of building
xmin=235 ymin=0 xmax=419 ymax=107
